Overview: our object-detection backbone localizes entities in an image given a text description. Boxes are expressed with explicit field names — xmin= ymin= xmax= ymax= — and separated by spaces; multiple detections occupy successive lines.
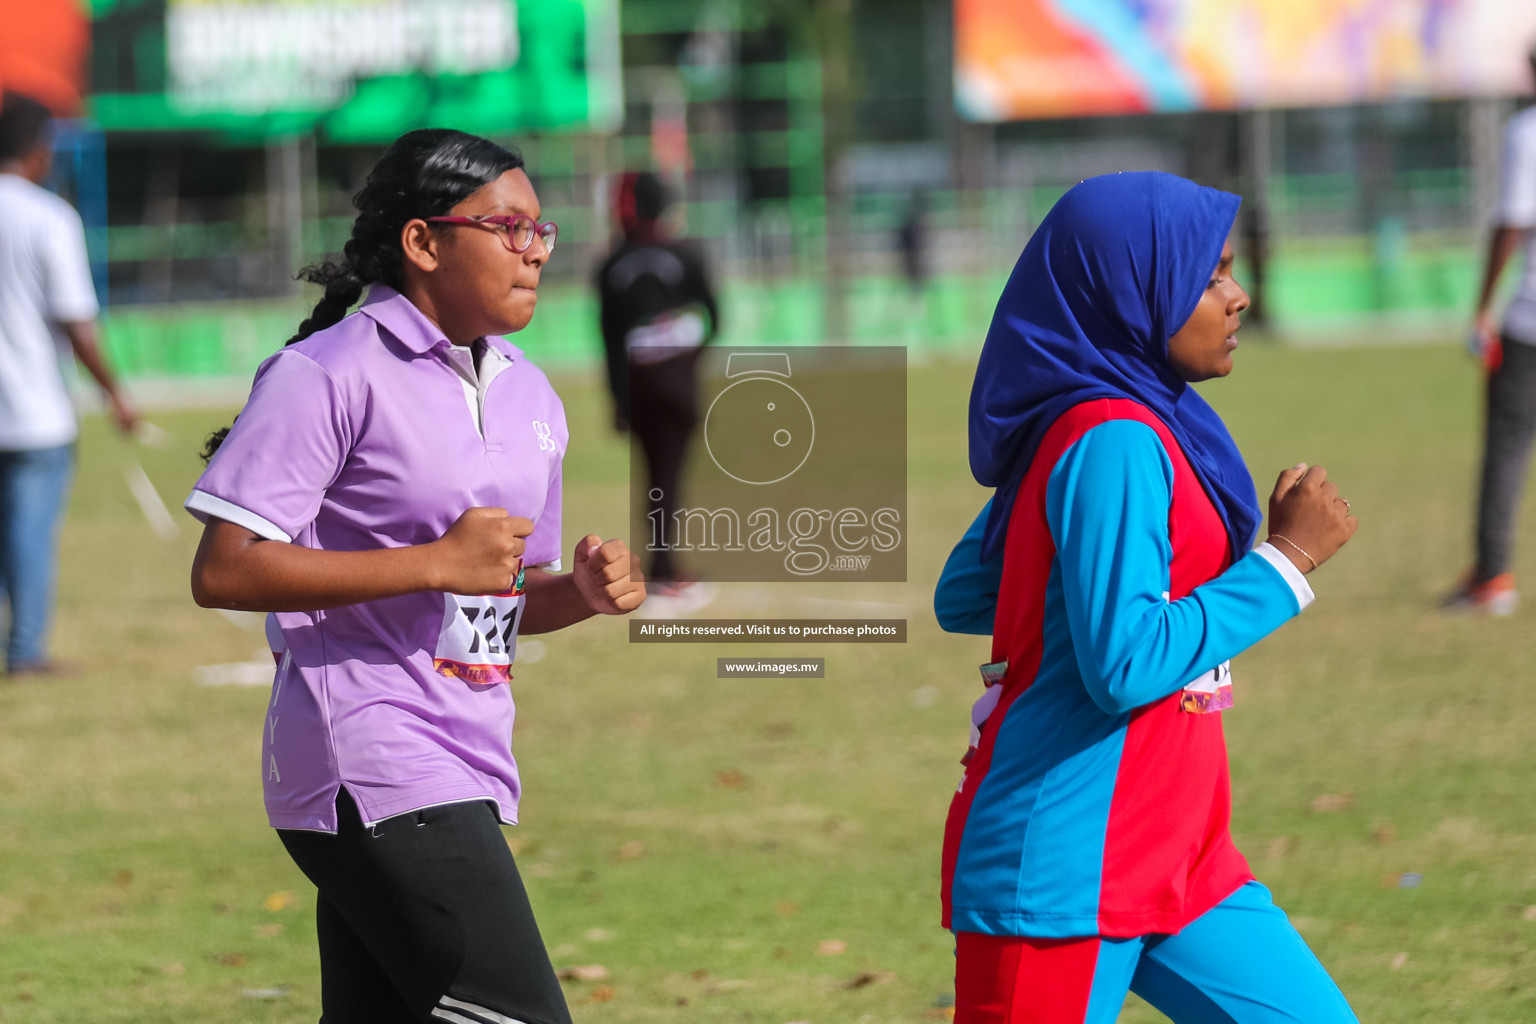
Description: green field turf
xmin=2 ymin=341 xmax=1534 ymax=1023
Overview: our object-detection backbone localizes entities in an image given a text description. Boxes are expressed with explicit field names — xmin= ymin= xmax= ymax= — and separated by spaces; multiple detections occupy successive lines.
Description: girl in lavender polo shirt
xmin=187 ymin=130 xmax=646 ymax=1024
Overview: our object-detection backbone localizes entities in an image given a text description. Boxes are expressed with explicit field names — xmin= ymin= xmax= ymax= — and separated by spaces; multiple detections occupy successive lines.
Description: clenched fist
xmin=430 ymin=507 xmax=535 ymax=595
xmin=572 ymin=534 xmax=646 ymax=614
xmin=1266 ymin=463 xmax=1357 ymax=574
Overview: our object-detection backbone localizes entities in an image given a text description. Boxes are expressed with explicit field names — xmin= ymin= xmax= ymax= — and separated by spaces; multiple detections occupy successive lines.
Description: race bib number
xmin=1180 ymin=660 xmax=1233 ymax=714
xmin=433 ymin=567 xmax=526 ymax=690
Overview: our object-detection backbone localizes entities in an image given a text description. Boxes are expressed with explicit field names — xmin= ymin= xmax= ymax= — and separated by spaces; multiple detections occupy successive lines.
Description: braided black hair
xmin=202 ymin=129 xmax=523 ymax=461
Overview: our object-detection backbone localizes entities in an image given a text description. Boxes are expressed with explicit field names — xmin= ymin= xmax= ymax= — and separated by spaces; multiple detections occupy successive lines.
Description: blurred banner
xmin=90 ymin=0 xmax=622 ymax=139
xmin=956 ymin=0 xmax=1536 ymax=121
xmin=167 ymin=0 xmax=521 ymax=113
xmin=0 ymin=0 xmax=90 ymax=114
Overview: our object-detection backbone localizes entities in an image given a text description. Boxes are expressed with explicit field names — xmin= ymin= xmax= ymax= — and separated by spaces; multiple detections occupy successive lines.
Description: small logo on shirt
xmin=533 ymin=420 xmax=557 ymax=452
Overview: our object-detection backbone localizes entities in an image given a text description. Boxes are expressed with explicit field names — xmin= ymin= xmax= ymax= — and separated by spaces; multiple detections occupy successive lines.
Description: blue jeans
xmin=0 ymin=444 xmax=75 ymax=669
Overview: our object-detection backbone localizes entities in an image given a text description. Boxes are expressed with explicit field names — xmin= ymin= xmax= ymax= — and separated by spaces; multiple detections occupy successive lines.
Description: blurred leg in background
xmin=1475 ymin=339 xmax=1536 ymax=586
xmin=0 ymin=443 xmax=75 ymax=673
xmin=631 ymin=350 xmax=701 ymax=586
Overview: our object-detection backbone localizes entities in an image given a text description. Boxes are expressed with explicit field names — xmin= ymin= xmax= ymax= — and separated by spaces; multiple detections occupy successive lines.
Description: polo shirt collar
xmin=358 ymin=284 xmax=523 ymax=362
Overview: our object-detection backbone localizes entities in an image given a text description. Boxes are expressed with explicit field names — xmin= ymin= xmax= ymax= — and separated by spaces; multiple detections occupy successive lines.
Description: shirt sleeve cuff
xmin=531 ymin=558 xmax=562 ymax=572
xmin=1252 ymin=541 xmax=1315 ymax=611
xmin=50 ymin=301 xmax=100 ymax=323
xmin=184 ymin=489 xmax=293 ymax=543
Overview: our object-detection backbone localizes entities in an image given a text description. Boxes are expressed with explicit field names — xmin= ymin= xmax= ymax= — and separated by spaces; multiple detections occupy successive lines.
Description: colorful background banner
xmin=956 ymin=0 xmax=1536 ymax=121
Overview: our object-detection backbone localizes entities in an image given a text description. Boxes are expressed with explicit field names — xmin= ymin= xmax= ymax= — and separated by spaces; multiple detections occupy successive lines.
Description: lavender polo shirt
xmin=185 ymin=286 xmax=567 ymax=831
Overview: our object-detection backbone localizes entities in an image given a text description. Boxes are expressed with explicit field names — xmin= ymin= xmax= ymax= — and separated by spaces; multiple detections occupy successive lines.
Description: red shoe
xmin=1441 ymin=572 xmax=1518 ymax=616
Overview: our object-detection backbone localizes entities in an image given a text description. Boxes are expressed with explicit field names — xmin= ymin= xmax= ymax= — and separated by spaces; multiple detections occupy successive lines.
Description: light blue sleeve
xmin=1045 ymin=420 xmax=1308 ymax=715
xmin=934 ymin=498 xmax=1004 ymax=635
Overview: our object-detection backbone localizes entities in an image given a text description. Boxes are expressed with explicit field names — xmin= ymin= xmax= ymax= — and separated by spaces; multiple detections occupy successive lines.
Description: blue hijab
xmin=969 ymin=171 xmax=1260 ymax=563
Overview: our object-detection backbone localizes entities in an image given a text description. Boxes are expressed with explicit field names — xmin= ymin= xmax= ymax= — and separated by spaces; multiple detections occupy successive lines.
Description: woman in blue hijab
xmin=936 ymin=173 xmax=1358 ymax=1023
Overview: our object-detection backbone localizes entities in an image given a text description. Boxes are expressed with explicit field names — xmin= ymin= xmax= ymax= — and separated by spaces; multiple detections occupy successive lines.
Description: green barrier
xmin=101 ymin=302 xmax=309 ymax=379
xmin=99 ymin=241 xmax=1483 ymax=381
xmin=1266 ymin=240 xmax=1476 ymax=319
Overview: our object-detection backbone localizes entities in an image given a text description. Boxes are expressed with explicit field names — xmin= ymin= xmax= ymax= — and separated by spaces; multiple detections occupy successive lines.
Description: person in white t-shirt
xmin=0 ymin=92 xmax=137 ymax=676
xmin=1454 ymin=50 xmax=1536 ymax=616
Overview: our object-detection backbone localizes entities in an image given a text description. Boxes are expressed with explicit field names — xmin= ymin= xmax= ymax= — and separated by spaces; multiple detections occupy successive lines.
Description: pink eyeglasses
xmin=425 ymin=213 xmax=558 ymax=255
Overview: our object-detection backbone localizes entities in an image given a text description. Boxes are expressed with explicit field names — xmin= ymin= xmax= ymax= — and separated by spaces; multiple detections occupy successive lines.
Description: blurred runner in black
xmin=596 ymin=172 xmax=719 ymax=596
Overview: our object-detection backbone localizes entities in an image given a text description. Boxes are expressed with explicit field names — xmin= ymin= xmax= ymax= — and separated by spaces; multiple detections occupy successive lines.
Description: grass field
xmin=2 ymin=341 xmax=1535 ymax=1023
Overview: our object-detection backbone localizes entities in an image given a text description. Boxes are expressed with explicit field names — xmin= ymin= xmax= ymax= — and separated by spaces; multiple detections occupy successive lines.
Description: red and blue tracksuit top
xmin=940 ymin=399 xmax=1311 ymax=939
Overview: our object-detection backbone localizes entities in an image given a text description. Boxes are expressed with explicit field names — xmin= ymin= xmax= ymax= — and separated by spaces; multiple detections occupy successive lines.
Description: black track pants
xmin=1475 ymin=337 xmax=1536 ymax=581
xmin=279 ymin=790 xmax=572 ymax=1024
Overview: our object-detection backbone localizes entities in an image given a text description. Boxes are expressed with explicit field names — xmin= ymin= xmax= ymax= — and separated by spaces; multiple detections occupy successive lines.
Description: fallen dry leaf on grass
xmin=586 ymin=985 xmax=616 ymax=1003
xmin=815 ymin=939 xmax=847 ymax=956
xmin=114 ymin=870 xmax=133 ymax=888
xmin=613 ymin=841 xmax=645 ymax=861
xmin=253 ymin=923 xmax=284 ymax=938
xmin=1372 ymin=823 xmax=1398 ymax=845
xmin=775 ymin=901 xmax=800 ymax=916
xmin=584 ymin=927 xmax=615 ymax=942
xmin=841 ymin=971 xmax=894 ymax=989
xmin=215 ymin=953 xmax=247 ymax=968
xmin=1390 ymin=952 xmax=1408 ymax=970
xmin=922 ymin=1009 xmax=957 ymax=1021
xmin=1310 ymin=793 xmax=1354 ymax=813
xmin=1265 ymin=836 xmax=1293 ymax=860
xmin=1524 ymin=905 xmax=1536 ymax=922
xmin=263 ymin=890 xmax=298 ymax=913
xmin=715 ymin=769 xmax=748 ymax=789
xmin=161 ymin=963 xmax=185 ymax=976
xmin=557 ymin=964 xmax=610 ymax=982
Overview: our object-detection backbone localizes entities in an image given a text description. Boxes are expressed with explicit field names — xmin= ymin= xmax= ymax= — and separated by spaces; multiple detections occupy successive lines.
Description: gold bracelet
xmin=1268 ymin=533 xmax=1317 ymax=573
